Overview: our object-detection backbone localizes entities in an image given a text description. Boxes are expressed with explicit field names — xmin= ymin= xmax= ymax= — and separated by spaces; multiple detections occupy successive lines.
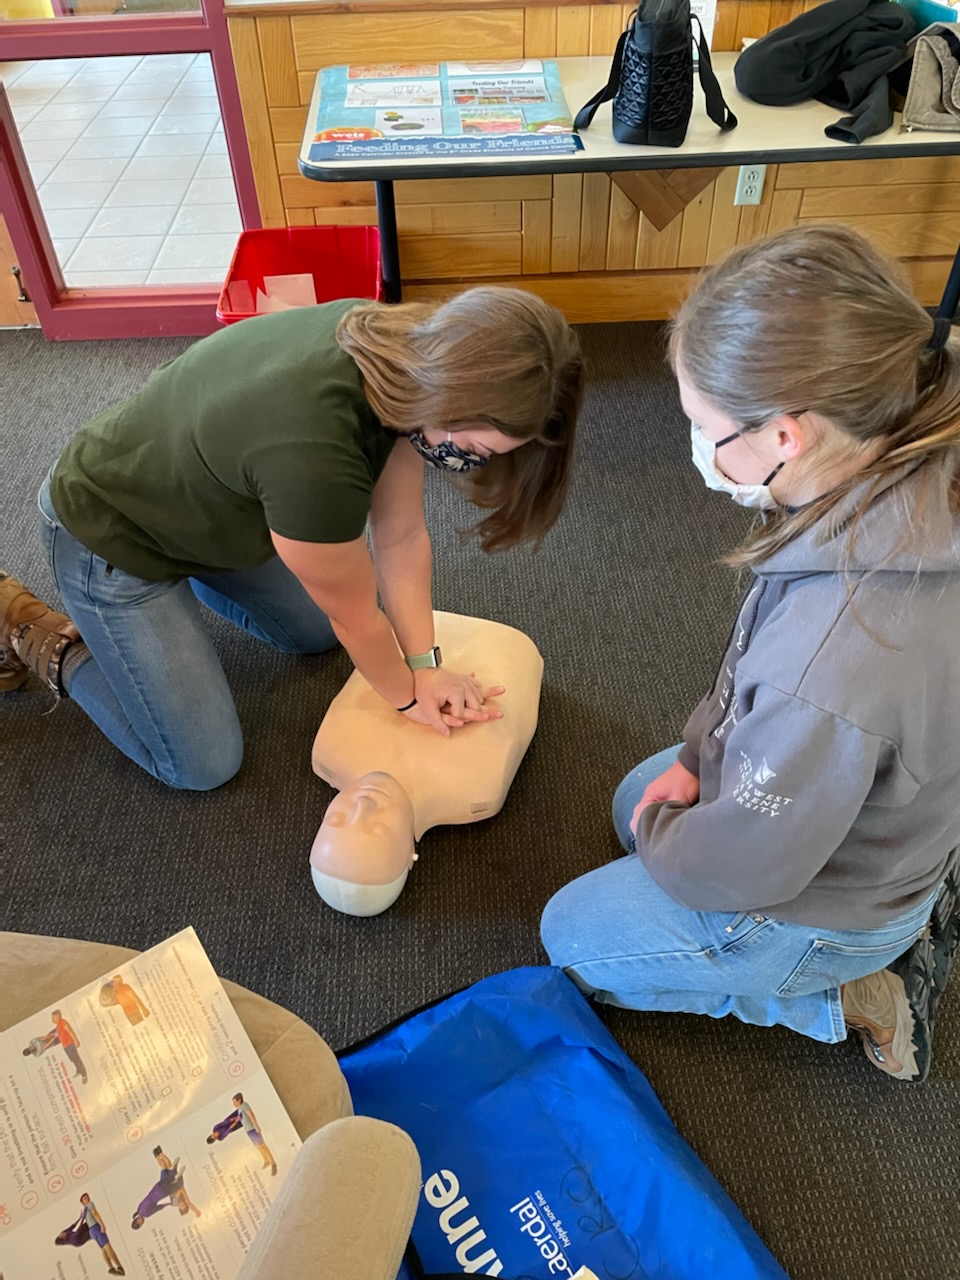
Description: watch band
xmin=405 ymin=645 xmax=442 ymax=670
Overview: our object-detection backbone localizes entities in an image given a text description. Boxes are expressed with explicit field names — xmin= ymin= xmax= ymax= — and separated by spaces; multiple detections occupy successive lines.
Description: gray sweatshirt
xmin=637 ymin=462 xmax=960 ymax=929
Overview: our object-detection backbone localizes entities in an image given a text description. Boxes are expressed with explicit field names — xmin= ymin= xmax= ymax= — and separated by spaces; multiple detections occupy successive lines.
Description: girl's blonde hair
xmin=668 ymin=224 xmax=960 ymax=568
xmin=337 ymin=286 xmax=584 ymax=551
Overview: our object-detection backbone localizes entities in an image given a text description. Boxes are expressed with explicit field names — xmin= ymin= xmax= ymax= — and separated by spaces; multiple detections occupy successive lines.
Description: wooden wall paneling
xmin=801 ymin=183 xmax=960 ymax=218
xmin=0 ymin=213 xmax=39 ymax=327
xmin=396 ymin=175 xmax=552 ymax=203
xmin=606 ymin=181 xmax=640 ymax=268
xmin=556 ymin=6 xmax=592 ymax=55
xmin=290 ymin=12 xmax=526 ymax=67
xmin=270 ymin=106 xmax=309 ymax=143
xmin=769 ymin=0 xmax=805 ymax=31
xmin=285 ymin=207 xmax=315 ymax=224
xmin=524 ymin=5 xmax=557 ymax=56
xmin=228 ymin=18 xmax=287 ymax=228
xmin=275 ymin=141 xmax=300 ymax=173
xmin=678 ymin=183 xmax=715 ymax=266
xmin=901 ymin=256 xmax=953 ymax=306
xmin=514 ymin=270 xmax=700 ymax=321
xmin=256 ymin=15 xmax=300 ymax=107
xmin=588 ymin=4 xmax=624 ymax=54
xmin=611 ymin=171 xmax=683 ymax=230
xmin=579 ymin=172 xmax=611 ymax=270
xmin=551 ymin=172 xmax=583 ymax=270
xmin=713 ymin=0 xmax=741 ymax=50
xmin=736 ymin=163 xmax=777 ymax=241
xmin=522 ymin=198 xmax=553 ymax=273
xmin=298 ymin=71 xmax=317 ymax=104
xmin=801 ymin=211 xmax=960 ymax=259
xmin=705 ymin=166 xmax=741 ymax=263
xmin=282 ymin=175 xmax=375 ymax=208
xmin=635 ymin=210 xmax=682 ymax=269
xmin=401 ymin=232 xmax=522 ymax=278
xmin=765 ymin=186 xmax=802 ymax=235
xmin=314 ymin=206 xmax=379 ymax=225
xmin=776 ymin=156 xmax=960 ymax=187
xmin=610 ymin=170 xmax=719 ymax=231
xmin=397 ymin=200 xmax=521 ymax=235
xmin=402 ymin=271 xmax=701 ymax=320
xmin=734 ymin=1 xmax=771 ymax=47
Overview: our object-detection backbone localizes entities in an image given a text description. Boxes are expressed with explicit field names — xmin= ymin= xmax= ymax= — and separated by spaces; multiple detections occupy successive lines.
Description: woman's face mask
xmin=690 ymin=423 xmax=782 ymax=511
xmin=408 ymin=431 xmax=490 ymax=473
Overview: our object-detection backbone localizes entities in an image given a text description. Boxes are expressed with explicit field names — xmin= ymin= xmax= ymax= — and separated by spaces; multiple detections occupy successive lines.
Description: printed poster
xmin=307 ymin=58 xmax=583 ymax=162
xmin=0 ymin=928 xmax=301 ymax=1280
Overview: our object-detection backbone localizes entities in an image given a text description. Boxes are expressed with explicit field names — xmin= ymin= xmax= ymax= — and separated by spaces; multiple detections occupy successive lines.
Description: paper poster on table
xmin=0 ymin=928 xmax=301 ymax=1280
xmin=307 ymin=58 xmax=583 ymax=161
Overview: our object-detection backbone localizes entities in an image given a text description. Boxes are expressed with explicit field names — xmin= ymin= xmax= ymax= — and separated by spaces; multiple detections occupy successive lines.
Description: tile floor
xmin=1 ymin=52 xmax=241 ymax=287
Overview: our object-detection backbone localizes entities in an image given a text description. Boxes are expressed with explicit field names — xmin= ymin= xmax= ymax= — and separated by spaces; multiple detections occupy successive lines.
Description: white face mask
xmin=690 ymin=422 xmax=783 ymax=511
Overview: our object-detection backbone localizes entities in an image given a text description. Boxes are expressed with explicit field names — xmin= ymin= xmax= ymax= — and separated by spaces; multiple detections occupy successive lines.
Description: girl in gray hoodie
xmin=542 ymin=224 xmax=960 ymax=1083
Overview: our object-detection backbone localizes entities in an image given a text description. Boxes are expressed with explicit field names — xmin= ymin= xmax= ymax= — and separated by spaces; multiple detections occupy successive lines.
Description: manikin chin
xmin=309 ymin=612 xmax=544 ymax=916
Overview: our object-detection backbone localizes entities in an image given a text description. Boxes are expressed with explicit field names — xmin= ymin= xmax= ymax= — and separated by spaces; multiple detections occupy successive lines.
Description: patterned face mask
xmin=407 ymin=431 xmax=490 ymax=473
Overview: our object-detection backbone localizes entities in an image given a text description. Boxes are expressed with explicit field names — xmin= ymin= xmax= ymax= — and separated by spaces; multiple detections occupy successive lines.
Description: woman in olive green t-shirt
xmin=1 ymin=287 xmax=583 ymax=790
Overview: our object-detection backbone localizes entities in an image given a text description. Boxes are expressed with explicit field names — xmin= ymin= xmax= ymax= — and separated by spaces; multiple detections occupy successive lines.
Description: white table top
xmin=299 ymin=53 xmax=960 ymax=182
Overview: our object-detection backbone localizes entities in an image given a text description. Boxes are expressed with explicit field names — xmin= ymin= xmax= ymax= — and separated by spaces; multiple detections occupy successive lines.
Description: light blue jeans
xmin=38 ymin=475 xmax=337 ymax=790
xmin=541 ymin=747 xmax=938 ymax=1043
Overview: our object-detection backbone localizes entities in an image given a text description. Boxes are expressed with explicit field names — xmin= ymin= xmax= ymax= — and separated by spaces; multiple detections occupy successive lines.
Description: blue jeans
xmin=38 ymin=476 xmax=337 ymax=790
xmin=541 ymin=747 xmax=938 ymax=1043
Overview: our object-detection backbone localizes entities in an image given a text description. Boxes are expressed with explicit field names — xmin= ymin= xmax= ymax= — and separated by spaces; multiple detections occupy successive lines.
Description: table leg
xmin=375 ymin=180 xmax=402 ymax=303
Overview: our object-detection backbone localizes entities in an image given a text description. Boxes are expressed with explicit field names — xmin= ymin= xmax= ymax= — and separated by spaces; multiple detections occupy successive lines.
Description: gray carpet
xmin=1 ymin=323 xmax=958 ymax=1280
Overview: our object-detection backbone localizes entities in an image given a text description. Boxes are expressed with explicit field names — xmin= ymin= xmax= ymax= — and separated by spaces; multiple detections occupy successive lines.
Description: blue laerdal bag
xmin=339 ymin=967 xmax=787 ymax=1280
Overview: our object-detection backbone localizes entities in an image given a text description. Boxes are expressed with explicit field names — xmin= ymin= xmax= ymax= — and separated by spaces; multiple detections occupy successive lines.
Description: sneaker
xmin=0 ymin=570 xmax=81 ymax=696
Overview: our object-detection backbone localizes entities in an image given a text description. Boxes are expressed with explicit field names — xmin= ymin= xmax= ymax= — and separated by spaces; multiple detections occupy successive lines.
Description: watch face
xmin=432 ymin=646 xmax=442 ymax=667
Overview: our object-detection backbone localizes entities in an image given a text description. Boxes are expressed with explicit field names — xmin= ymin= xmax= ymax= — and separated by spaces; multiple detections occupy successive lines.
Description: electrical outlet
xmin=734 ymin=164 xmax=767 ymax=206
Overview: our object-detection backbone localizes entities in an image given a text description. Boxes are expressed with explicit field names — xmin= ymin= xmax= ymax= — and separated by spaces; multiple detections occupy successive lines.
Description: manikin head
xmin=310 ymin=771 xmax=418 ymax=917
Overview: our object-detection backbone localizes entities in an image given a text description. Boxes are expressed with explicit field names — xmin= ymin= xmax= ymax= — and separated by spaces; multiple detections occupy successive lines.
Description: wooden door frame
xmin=0 ymin=0 xmax=260 ymax=339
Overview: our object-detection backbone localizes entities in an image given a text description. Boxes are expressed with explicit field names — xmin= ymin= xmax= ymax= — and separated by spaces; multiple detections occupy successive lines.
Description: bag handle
xmin=692 ymin=16 xmax=737 ymax=132
xmin=574 ymin=15 xmax=634 ymax=131
xmin=576 ymin=13 xmax=738 ymax=136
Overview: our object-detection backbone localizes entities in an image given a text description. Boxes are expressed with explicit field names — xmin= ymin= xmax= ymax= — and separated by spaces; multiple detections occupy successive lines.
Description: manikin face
xmin=312 ymin=771 xmax=416 ymax=883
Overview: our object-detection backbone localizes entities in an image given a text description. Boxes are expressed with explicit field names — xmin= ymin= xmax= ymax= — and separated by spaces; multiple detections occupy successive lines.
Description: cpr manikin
xmin=310 ymin=612 xmax=543 ymax=916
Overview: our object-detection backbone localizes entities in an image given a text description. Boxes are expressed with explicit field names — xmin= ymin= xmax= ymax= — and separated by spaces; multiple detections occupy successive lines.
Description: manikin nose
xmin=350 ymin=794 xmax=377 ymax=822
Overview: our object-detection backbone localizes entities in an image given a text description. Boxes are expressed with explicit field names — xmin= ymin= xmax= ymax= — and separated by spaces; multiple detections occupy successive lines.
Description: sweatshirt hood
xmin=755 ymin=461 xmax=960 ymax=578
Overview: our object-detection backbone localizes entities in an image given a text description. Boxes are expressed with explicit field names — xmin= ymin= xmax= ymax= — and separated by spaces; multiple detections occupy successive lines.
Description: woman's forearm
xmin=328 ymin=608 xmax=416 ymax=709
xmin=373 ymin=529 xmax=435 ymax=658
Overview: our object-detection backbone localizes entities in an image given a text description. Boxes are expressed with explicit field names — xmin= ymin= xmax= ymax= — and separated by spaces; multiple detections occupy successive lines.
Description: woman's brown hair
xmin=668 ymin=224 xmax=960 ymax=568
xmin=337 ymin=286 xmax=584 ymax=551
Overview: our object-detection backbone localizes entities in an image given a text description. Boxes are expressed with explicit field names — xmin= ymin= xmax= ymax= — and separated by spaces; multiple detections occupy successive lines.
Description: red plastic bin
xmin=217 ymin=225 xmax=383 ymax=324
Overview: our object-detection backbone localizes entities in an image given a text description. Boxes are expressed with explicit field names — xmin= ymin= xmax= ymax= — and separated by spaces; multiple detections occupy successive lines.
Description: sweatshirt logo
xmin=734 ymin=752 xmax=793 ymax=817
xmin=753 ymin=759 xmax=776 ymax=785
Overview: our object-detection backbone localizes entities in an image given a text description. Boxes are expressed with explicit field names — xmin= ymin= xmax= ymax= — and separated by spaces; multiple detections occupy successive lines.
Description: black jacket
xmin=734 ymin=0 xmax=915 ymax=143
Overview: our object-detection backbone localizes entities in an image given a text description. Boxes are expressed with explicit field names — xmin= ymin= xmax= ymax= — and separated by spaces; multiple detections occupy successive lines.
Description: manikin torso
xmin=310 ymin=612 xmax=543 ymax=915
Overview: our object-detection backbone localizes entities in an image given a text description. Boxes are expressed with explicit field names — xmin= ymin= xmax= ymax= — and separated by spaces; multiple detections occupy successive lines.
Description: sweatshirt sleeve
xmin=636 ymin=682 xmax=883 ymax=912
xmin=677 ymin=692 xmax=712 ymax=777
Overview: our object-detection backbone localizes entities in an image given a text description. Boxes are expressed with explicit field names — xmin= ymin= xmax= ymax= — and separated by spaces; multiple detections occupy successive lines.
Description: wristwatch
xmin=405 ymin=646 xmax=442 ymax=670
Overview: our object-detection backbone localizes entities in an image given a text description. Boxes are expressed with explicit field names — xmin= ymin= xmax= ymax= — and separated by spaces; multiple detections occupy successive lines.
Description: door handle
xmin=11 ymin=265 xmax=31 ymax=304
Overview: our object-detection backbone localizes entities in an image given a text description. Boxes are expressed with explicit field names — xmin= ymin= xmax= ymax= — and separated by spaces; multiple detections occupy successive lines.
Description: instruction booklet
xmin=306 ymin=58 xmax=583 ymax=162
xmin=0 ymin=928 xmax=301 ymax=1280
